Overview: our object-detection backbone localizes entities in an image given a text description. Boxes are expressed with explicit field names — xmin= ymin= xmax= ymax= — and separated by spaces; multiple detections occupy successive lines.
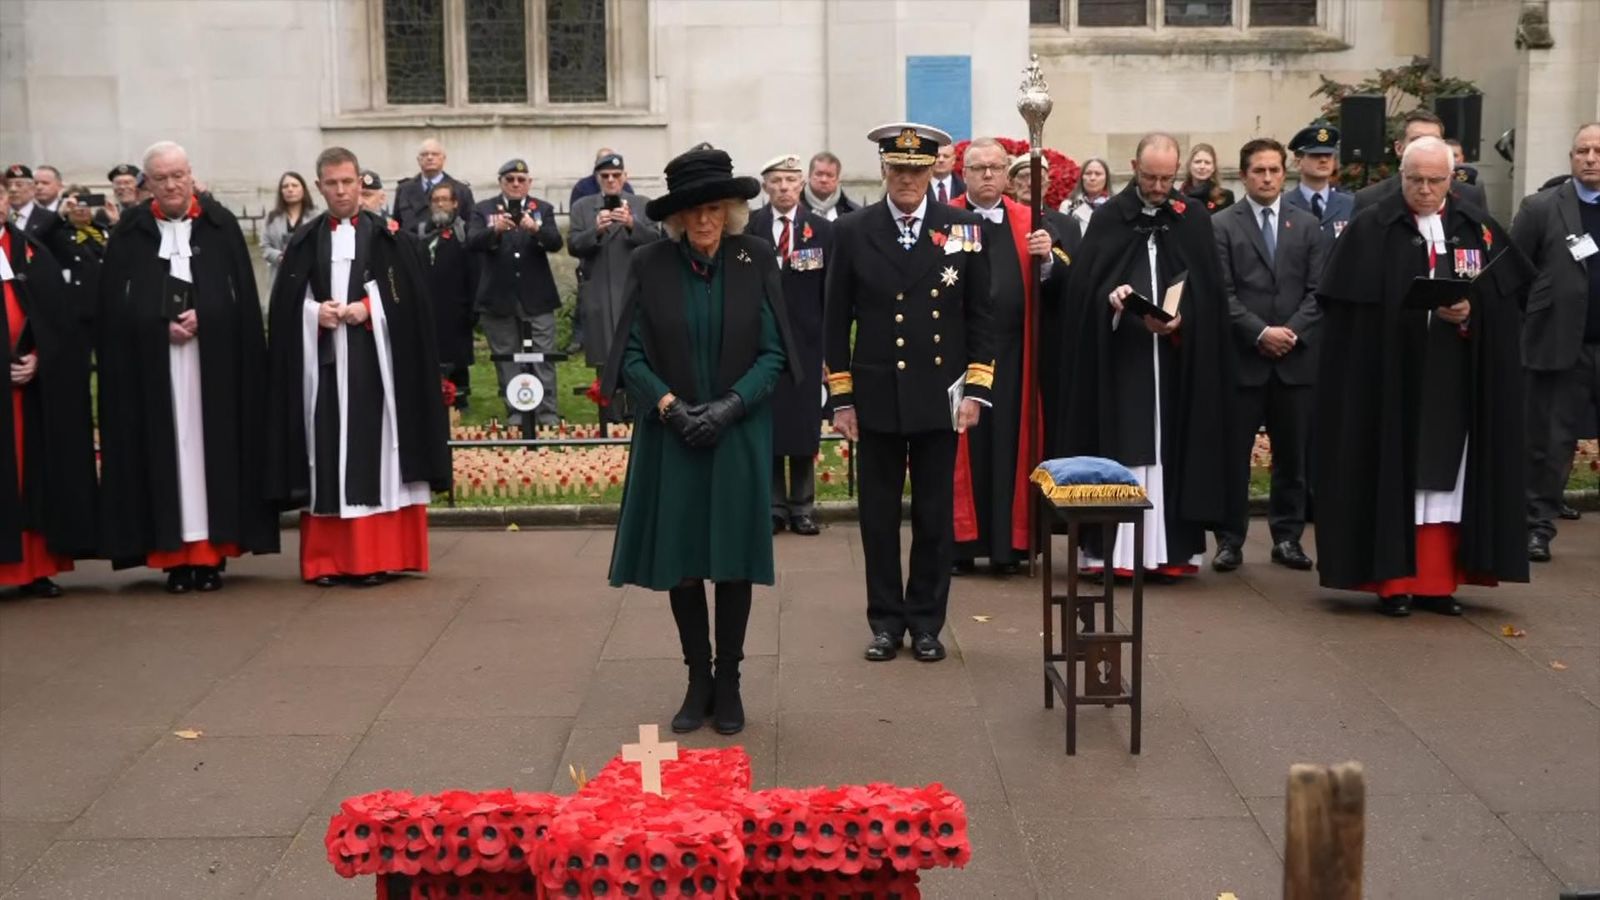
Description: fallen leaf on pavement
xmin=1219 ymin=893 xmax=1239 ymax=900
xmin=1551 ymin=661 xmax=1568 ymax=671
xmin=1500 ymin=625 xmax=1526 ymax=638
xmin=971 ymin=615 xmax=992 ymax=623
xmin=173 ymin=729 xmax=203 ymax=740
xmin=506 ymin=523 xmax=520 ymax=532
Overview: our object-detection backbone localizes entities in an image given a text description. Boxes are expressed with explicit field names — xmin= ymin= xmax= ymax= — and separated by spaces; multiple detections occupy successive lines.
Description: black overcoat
xmin=746 ymin=205 xmax=833 ymax=455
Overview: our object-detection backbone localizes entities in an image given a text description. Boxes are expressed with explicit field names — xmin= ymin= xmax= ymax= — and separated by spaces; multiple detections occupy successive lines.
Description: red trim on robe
xmin=949 ymin=195 xmax=1042 ymax=550
xmin=2 ymin=233 xmax=72 ymax=586
xmin=299 ymin=507 xmax=430 ymax=580
xmin=147 ymin=541 xmax=241 ymax=570
xmin=1356 ymin=523 xmax=1499 ymax=598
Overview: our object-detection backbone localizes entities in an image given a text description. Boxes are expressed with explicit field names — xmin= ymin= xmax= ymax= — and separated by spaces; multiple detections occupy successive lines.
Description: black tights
xmin=667 ymin=580 xmax=752 ymax=671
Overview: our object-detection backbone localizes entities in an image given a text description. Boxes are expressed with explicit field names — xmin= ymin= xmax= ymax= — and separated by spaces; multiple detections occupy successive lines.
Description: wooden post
xmin=1284 ymin=762 xmax=1366 ymax=900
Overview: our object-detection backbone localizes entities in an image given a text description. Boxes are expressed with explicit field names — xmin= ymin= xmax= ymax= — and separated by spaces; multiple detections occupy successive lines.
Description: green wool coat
xmin=608 ymin=238 xmax=790 ymax=590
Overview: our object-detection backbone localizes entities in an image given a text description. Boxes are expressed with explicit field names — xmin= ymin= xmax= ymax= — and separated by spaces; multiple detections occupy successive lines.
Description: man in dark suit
xmin=1212 ymin=138 xmax=1325 ymax=572
xmin=1284 ymin=122 xmax=1355 ymax=241
xmin=824 ymin=123 xmax=993 ymax=663
xmin=5 ymin=164 xmax=81 ymax=283
xmin=419 ymin=181 xmax=477 ymax=412
xmin=748 ymin=154 xmax=833 ymax=536
xmin=467 ymin=158 xmax=564 ymax=430
xmin=928 ymin=144 xmax=965 ymax=205
xmin=392 ymin=139 xmax=475 ymax=233
xmin=1353 ymin=109 xmax=1487 ymax=215
xmin=1516 ymin=122 xmax=1600 ymax=562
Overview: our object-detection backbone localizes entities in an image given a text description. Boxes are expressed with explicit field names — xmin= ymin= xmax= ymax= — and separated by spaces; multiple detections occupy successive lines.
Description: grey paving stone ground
xmin=1 ymin=520 xmax=1595 ymax=899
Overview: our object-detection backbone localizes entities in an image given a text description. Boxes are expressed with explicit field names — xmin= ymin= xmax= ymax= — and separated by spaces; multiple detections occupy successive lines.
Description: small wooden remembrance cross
xmin=620 ymin=723 xmax=678 ymax=796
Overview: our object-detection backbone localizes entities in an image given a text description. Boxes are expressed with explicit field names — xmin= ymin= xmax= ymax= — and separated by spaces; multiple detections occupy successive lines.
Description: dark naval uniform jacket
xmin=823 ymin=198 xmax=994 ymax=433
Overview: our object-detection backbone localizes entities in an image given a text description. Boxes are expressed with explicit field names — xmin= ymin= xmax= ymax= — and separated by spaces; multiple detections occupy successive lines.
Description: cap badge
xmin=1317 ymin=128 xmax=1330 ymax=142
xmin=896 ymin=128 xmax=919 ymax=149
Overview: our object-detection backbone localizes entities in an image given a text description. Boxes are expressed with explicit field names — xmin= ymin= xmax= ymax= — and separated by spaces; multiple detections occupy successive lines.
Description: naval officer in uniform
xmin=824 ymin=123 xmax=994 ymax=663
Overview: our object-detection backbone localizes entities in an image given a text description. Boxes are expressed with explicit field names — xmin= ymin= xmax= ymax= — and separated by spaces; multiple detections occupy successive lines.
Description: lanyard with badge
xmin=1568 ymin=232 xmax=1599 ymax=263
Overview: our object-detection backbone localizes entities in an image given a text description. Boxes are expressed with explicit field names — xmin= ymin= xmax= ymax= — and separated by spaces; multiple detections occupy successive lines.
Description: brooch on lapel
xmin=736 ymin=249 xmax=752 ymax=264
xmin=940 ymin=266 xmax=960 ymax=286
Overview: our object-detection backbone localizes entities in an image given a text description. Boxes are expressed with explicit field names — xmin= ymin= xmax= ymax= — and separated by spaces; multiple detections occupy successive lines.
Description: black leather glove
xmin=660 ymin=398 xmax=698 ymax=443
xmin=683 ymin=392 xmax=745 ymax=448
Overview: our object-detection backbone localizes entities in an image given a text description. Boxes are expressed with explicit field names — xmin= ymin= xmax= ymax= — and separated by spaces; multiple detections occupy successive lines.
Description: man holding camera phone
xmin=567 ymin=152 xmax=658 ymax=420
xmin=467 ymin=158 xmax=564 ymax=430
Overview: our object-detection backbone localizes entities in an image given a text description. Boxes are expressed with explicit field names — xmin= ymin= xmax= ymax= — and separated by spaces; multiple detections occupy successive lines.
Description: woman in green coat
xmin=603 ymin=146 xmax=801 ymax=736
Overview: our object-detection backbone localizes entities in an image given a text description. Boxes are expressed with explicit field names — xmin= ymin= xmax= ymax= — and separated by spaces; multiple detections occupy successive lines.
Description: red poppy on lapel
xmin=1206 ymin=201 xmax=1216 ymax=210
xmin=441 ymin=228 xmax=453 ymax=240
xmin=801 ymin=222 xmax=813 ymax=243
xmin=1481 ymin=224 xmax=1493 ymax=249
xmin=930 ymin=231 xmax=947 ymax=247
xmin=1170 ymin=199 xmax=1186 ymax=215
xmin=387 ymin=218 xmax=400 ymax=234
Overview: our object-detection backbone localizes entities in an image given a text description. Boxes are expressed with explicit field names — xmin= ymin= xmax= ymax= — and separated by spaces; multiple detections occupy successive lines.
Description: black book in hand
xmin=1121 ymin=271 xmax=1187 ymax=324
xmin=164 ymin=275 xmax=193 ymax=321
xmin=1404 ymin=276 xmax=1472 ymax=311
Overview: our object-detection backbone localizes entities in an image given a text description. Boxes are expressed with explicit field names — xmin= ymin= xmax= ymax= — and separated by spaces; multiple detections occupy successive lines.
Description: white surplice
xmin=156 ymin=217 xmax=210 ymax=542
xmin=1412 ymin=209 xmax=1468 ymax=525
xmin=299 ymin=220 xmax=431 ymax=519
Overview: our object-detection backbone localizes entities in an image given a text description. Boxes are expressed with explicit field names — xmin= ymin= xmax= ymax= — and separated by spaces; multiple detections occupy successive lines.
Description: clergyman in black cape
xmin=1 ymin=205 xmax=96 ymax=597
xmin=96 ymin=142 xmax=278 ymax=593
xmin=1312 ymin=136 xmax=1532 ymax=618
xmin=263 ymin=147 xmax=450 ymax=586
xmin=1051 ymin=133 xmax=1239 ymax=578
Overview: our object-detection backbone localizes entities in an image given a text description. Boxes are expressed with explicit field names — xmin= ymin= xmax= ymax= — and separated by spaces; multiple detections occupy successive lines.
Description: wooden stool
xmin=1037 ymin=491 xmax=1152 ymax=755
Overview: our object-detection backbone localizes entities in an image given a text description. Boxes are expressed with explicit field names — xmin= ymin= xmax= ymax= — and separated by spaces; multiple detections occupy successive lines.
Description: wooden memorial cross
xmin=620 ymin=723 xmax=678 ymax=796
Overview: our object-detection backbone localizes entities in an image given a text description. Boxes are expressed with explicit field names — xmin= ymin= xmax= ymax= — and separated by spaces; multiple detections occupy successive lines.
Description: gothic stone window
xmin=380 ymin=0 xmax=609 ymax=107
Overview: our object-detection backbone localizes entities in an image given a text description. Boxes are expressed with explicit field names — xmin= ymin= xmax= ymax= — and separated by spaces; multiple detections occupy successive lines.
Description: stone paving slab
xmin=0 ymin=518 xmax=1596 ymax=898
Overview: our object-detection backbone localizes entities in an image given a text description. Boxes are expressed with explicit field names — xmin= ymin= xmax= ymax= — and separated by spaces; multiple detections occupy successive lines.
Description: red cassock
xmin=299 ymin=507 xmax=430 ymax=581
xmin=0 ymin=230 xmax=71 ymax=585
xmin=949 ymin=195 xmax=1041 ymax=552
xmin=1358 ymin=524 xmax=1498 ymax=598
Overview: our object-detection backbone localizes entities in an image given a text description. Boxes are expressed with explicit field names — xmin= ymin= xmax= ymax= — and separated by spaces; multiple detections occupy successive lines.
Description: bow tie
xmin=973 ymin=205 xmax=1003 ymax=224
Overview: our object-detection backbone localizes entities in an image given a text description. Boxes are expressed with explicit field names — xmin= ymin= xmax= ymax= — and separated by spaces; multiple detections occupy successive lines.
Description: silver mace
xmin=1017 ymin=54 xmax=1052 ymax=578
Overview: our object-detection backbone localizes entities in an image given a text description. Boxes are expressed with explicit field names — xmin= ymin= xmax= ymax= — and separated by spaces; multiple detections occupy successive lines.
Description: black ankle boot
xmin=712 ymin=581 xmax=753 ymax=735
xmin=672 ymin=664 xmax=715 ymax=734
xmin=669 ymin=582 xmax=713 ymax=733
xmin=713 ymin=664 xmax=744 ymax=735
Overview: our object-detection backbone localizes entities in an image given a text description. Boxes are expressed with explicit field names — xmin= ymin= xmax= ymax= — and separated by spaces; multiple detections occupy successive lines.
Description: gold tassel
xmin=1030 ymin=469 xmax=1147 ymax=504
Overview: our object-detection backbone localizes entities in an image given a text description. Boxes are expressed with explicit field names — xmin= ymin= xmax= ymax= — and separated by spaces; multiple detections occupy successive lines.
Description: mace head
xmin=1017 ymin=55 xmax=1053 ymax=142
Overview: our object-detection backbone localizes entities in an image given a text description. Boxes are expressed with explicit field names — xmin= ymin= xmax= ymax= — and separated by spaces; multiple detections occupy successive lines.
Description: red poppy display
xmin=326 ymin=747 xmax=969 ymax=898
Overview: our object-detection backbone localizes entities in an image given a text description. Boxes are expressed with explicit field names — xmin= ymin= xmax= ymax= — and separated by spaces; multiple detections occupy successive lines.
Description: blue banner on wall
xmin=905 ymin=55 xmax=972 ymax=143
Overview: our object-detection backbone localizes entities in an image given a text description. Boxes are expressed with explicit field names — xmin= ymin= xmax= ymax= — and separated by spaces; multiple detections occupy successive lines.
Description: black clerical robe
xmin=1313 ymin=193 xmax=1532 ymax=591
xmin=1 ymin=226 xmax=96 ymax=574
xmin=1053 ymin=184 xmax=1238 ymax=568
xmin=95 ymin=197 xmax=278 ymax=565
xmin=265 ymin=212 xmax=451 ymax=514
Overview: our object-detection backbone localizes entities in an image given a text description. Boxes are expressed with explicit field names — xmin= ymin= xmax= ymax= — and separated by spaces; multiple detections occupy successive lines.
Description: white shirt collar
xmin=970 ymin=197 xmax=1004 ymax=224
xmin=1298 ymin=183 xmax=1327 ymax=205
xmin=1245 ymin=193 xmax=1281 ymax=220
xmin=15 ymin=201 xmax=34 ymax=224
xmin=1576 ymin=181 xmax=1600 ymax=204
xmin=888 ymin=194 xmax=928 ymax=223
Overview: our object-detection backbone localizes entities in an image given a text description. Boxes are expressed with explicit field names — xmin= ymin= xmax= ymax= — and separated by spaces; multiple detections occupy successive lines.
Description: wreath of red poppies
xmin=950 ymin=138 xmax=1080 ymax=209
xmin=326 ymin=748 xmax=969 ymax=899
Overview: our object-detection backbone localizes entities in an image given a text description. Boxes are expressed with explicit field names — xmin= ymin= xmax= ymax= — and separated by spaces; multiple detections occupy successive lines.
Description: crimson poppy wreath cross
xmin=326 ymin=744 xmax=970 ymax=899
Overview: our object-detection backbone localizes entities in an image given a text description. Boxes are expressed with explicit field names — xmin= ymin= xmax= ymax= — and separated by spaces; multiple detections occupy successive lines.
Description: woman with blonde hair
xmin=602 ymin=145 xmax=801 ymax=736
xmin=1180 ymin=143 xmax=1235 ymax=212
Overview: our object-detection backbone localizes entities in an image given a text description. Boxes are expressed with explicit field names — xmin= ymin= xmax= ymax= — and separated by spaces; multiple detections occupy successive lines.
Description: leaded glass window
xmin=546 ymin=0 xmax=607 ymax=104
xmin=466 ymin=0 xmax=528 ymax=103
xmin=383 ymin=0 xmax=446 ymax=104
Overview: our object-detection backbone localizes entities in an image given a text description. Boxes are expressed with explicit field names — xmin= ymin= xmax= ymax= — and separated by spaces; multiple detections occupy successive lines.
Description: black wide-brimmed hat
xmin=645 ymin=145 xmax=759 ymax=221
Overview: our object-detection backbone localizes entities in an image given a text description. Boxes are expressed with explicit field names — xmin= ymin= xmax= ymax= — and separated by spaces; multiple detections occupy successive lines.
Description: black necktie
xmin=1311 ymin=192 xmax=1324 ymax=219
